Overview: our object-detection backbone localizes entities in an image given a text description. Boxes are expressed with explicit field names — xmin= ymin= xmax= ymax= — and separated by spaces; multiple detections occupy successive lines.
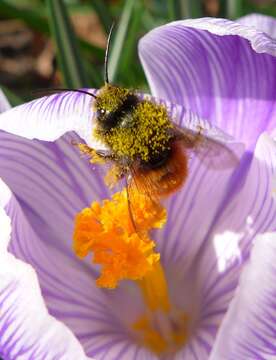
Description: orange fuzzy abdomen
xmin=133 ymin=141 xmax=188 ymax=199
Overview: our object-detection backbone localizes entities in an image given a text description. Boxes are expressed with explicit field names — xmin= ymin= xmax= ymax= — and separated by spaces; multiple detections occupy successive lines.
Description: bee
xmin=51 ymin=25 xmax=239 ymax=227
xmin=77 ymin=26 xmax=238 ymax=203
xmin=88 ymin=83 xmax=190 ymax=199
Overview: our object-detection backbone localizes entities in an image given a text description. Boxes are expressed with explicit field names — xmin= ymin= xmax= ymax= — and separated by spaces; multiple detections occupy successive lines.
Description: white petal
xmin=0 ymin=177 xmax=12 ymax=209
xmin=0 ymin=89 xmax=11 ymax=112
xmin=0 ymin=205 xmax=11 ymax=252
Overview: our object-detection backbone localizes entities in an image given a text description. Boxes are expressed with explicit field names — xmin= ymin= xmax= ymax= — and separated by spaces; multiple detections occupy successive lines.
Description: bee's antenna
xmin=32 ymin=88 xmax=97 ymax=99
xmin=104 ymin=22 xmax=115 ymax=84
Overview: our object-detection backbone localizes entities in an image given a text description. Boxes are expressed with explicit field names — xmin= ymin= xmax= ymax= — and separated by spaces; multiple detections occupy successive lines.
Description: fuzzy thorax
xmin=94 ymin=84 xmax=173 ymax=162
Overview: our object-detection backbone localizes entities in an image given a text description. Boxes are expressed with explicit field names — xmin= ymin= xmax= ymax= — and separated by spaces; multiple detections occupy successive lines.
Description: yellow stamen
xmin=133 ymin=315 xmax=167 ymax=354
xmin=134 ymin=263 xmax=189 ymax=354
xmin=138 ymin=262 xmax=170 ymax=312
xmin=133 ymin=311 xmax=189 ymax=354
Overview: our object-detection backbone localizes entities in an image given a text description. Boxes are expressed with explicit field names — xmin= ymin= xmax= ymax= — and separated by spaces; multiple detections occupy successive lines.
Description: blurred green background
xmin=0 ymin=0 xmax=275 ymax=105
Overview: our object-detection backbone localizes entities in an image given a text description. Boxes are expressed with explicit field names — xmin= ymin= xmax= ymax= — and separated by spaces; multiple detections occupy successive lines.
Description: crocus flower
xmin=0 ymin=15 xmax=276 ymax=359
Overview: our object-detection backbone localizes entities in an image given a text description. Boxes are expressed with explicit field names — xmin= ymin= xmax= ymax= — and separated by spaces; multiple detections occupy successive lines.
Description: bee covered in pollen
xmin=77 ymin=26 xmax=238 ymax=209
xmin=89 ymin=83 xmax=190 ymax=199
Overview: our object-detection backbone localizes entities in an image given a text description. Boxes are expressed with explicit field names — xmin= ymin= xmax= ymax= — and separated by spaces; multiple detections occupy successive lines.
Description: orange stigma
xmin=73 ymin=189 xmax=166 ymax=288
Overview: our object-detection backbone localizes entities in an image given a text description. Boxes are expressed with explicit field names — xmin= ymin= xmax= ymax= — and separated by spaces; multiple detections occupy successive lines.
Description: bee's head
xmin=94 ymin=83 xmax=138 ymax=132
xmin=93 ymin=24 xmax=139 ymax=133
xmin=91 ymin=24 xmax=171 ymax=162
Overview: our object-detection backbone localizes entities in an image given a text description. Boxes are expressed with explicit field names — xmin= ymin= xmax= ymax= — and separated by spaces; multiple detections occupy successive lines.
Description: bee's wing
xmin=124 ymin=165 xmax=161 ymax=234
xmin=124 ymin=174 xmax=143 ymax=234
xmin=171 ymin=111 xmax=244 ymax=170
xmin=147 ymin=97 xmax=244 ymax=170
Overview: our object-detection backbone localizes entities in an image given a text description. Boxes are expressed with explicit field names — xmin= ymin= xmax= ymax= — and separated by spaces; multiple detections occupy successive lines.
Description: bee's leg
xmin=194 ymin=125 xmax=204 ymax=145
xmin=74 ymin=142 xmax=114 ymax=164
xmin=105 ymin=164 xmax=126 ymax=188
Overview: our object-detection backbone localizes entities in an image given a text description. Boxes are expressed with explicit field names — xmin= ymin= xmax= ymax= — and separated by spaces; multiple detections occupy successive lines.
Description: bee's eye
xmin=96 ymin=108 xmax=107 ymax=121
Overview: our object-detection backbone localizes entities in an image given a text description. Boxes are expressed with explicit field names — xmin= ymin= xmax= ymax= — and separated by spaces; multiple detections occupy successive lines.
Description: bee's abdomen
xmin=141 ymin=148 xmax=171 ymax=170
xmin=133 ymin=141 xmax=188 ymax=198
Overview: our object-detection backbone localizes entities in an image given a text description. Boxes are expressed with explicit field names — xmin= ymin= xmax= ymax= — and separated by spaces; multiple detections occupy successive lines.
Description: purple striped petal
xmin=155 ymin=133 xmax=276 ymax=358
xmin=139 ymin=17 xmax=276 ymax=149
xmin=0 ymin=203 xmax=90 ymax=360
xmin=0 ymin=132 xmax=157 ymax=358
xmin=0 ymin=135 xmax=126 ymax=357
xmin=197 ymin=132 xmax=276 ymax=291
xmin=238 ymin=13 xmax=276 ymax=39
xmin=0 ymin=89 xmax=107 ymax=149
xmin=153 ymin=160 xmax=243 ymax=358
xmin=154 ymin=103 xmax=243 ymax=269
xmin=210 ymin=232 xmax=276 ymax=359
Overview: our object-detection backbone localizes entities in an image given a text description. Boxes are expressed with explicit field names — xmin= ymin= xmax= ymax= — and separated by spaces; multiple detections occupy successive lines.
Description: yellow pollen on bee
xmin=94 ymin=83 xmax=131 ymax=112
xmin=94 ymin=100 xmax=173 ymax=162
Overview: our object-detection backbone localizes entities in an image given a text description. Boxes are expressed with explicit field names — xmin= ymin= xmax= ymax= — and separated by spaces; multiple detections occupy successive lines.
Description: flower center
xmin=73 ymin=188 xmax=188 ymax=354
xmin=134 ymin=262 xmax=189 ymax=354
